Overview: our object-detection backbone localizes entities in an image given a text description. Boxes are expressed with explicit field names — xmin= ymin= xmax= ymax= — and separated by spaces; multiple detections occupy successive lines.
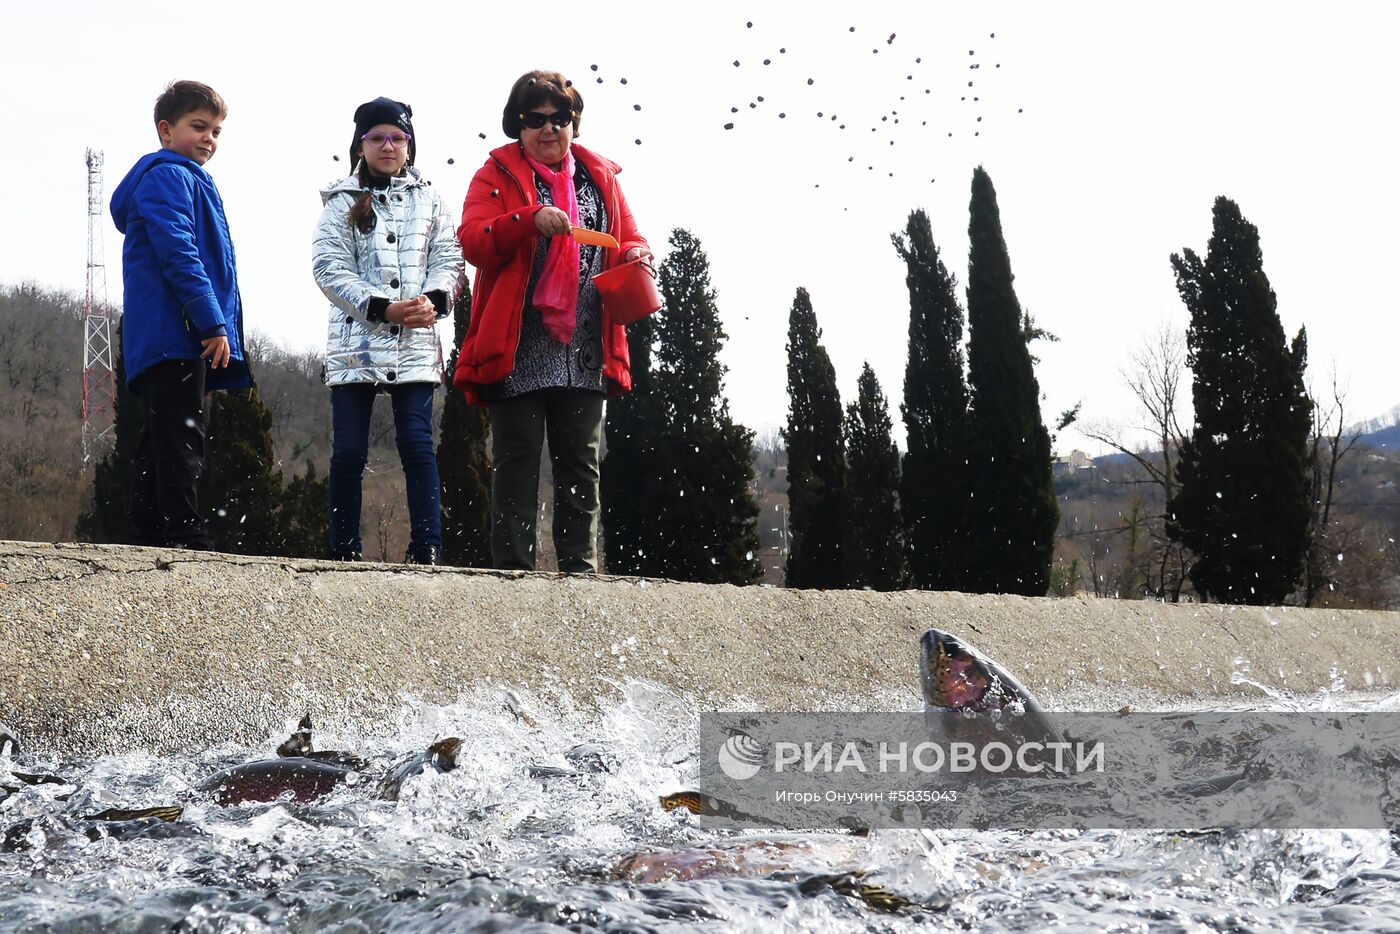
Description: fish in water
xmin=920 ymin=631 xmax=1243 ymax=795
xmin=918 ymin=628 xmax=1258 ymax=801
xmin=620 ymin=626 xmax=1065 ymax=908
xmin=2 ymin=768 xmax=74 ymax=795
xmin=786 ymin=871 xmax=928 ymax=913
xmin=562 ymin=742 xmax=618 ymax=774
xmin=377 ymin=737 xmax=462 ymax=801
xmin=656 ymin=626 xmax=1065 ymax=819
xmin=200 ymin=717 xmax=459 ymax=806
xmin=199 ymin=717 xmax=371 ymax=805
xmin=502 ymin=690 xmax=539 ymax=729
xmin=2 ymin=805 xmax=186 ymax=853
xmin=528 ymin=742 xmax=621 ymax=782
xmin=659 ymin=790 xmax=762 ymax=823
xmin=616 ymin=835 xmax=923 ymax=913
xmin=275 ymin=715 xmax=369 ymax=769
xmin=919 ymin=627 xmax=1068 ymax=749
xmin=199 ymin=756 xmax=360 ymax=806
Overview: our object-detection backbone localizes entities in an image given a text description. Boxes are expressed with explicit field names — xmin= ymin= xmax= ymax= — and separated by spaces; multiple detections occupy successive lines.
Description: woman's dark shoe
xmin=329 ymin=548 xmax=362 ymax=562
xmin=405 ymin=546 xmax=441 ymax=566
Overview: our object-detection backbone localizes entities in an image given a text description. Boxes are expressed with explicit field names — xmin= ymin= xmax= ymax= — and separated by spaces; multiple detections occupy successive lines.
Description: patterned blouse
xmin=481 ymin=161 xmax=610 ymax=401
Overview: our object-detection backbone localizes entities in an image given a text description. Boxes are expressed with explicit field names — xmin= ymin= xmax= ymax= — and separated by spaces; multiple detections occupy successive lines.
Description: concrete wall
xmin=3 ymin=541 xmax=1398 ymax=755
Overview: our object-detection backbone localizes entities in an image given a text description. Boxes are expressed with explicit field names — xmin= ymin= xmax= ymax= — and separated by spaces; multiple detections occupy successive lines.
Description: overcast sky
xmin=6 ymin=1 xmax=1397 ymax=452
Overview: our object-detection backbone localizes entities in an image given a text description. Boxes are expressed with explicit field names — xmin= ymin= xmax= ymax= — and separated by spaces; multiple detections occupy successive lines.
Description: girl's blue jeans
xmin=328 ymin=382 xmax=440 ymax=557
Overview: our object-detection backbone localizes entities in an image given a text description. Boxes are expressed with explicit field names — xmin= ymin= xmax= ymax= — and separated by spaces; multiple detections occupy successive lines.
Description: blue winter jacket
xmin=110 ymin=150 xmax=251 ymax=391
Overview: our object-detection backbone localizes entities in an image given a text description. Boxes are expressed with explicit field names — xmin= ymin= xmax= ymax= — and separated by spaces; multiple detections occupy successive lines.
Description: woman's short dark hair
xmin=501 ymin=70 xmax=583 ymax=140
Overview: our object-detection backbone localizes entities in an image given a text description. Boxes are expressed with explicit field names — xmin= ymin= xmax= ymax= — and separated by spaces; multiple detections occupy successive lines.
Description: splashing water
xmin=3 ymin=682 xmax=1400 ymax=931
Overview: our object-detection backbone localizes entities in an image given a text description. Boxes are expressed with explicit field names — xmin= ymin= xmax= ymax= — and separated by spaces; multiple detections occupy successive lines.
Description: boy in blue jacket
xmin=110 ymin=80 xmax=251 ymax=550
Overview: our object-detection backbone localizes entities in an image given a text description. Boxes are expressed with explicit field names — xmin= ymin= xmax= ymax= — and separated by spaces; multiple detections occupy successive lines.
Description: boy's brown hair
xmin=153 ymin=80 xmax=228 ymax=126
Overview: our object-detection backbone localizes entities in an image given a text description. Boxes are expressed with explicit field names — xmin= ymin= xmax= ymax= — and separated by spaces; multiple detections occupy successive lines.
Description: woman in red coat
xmin=454 ymin=70 xmax=652 ymax=573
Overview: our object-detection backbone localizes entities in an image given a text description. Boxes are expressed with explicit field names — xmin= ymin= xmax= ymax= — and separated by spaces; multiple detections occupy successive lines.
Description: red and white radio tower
xmin=82 ymin=147 xmax=117 ymax=463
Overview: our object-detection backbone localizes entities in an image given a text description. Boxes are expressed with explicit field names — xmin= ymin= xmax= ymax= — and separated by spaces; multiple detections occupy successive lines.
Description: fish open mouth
xmin=920 ymin=631 xmax=992 ymax=710
xmin=934 ymin=654 xmax=992 ymax=709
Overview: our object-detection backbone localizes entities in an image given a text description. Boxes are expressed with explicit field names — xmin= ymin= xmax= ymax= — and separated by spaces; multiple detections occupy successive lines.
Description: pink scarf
xmin=523 ymin=147 xmax=580 ymax=343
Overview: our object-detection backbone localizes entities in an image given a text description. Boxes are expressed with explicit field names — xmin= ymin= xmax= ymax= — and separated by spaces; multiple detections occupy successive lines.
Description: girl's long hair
xmin=347 ymin=160 xmax=378 ymax=233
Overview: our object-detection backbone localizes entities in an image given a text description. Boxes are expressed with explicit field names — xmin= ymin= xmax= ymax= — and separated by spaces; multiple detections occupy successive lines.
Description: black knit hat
xmin=351 ymin=97 xmax=415 ymax=167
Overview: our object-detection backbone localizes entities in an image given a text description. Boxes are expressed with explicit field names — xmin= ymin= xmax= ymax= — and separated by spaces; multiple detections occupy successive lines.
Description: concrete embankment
xmin=2 ymin=540 xmax=1398 ymax=754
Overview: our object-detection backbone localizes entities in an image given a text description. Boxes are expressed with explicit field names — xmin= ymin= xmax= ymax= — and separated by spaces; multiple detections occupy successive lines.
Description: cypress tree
xmin=77 ymin=319 xmax=142 ymax=544
xmin=1167 ymin=196 xmax=1312 ymax=604
xmin=893 ymin=209 xmax=970 ymax=590
xmin=601 ymin=311 xmax=665 ymax=576
xmin=782 ymin=287 xmax=847 ymax=588
xmin=963 ymin=167 xmax=1058 ymax=596
xmin=438 ymin=283 xmax=492 ymax=568
xmin=279 ymin=460 xmax=329 ymax=558
xmin=844 ymin=362 xmax=905 ymax=590
xmin=651 ymin=229 xmax=761 ymax=584
xmin=203 ymin=385 xmax=286 ymax=555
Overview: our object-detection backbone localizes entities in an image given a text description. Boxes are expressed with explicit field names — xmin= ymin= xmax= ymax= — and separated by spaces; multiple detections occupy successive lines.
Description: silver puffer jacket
xmin=311 ymin=168 xmax=464 ymax=385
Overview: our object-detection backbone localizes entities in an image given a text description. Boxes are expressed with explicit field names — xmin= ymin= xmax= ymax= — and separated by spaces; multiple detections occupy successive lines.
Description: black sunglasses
xmin=519 ymin=110 xmax=574 ymax=130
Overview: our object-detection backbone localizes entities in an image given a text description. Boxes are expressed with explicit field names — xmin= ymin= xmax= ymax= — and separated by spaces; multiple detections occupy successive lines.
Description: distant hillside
xmin=1052 ymin=434 xmax=1400 ymax=608
xmin=1358 ymin=422 xmax=1400 ymax=451
xmin=0 ymin=284 xmax=87 ymax=542
xmin=1085 ymin=413 xmax=1400 ymax=462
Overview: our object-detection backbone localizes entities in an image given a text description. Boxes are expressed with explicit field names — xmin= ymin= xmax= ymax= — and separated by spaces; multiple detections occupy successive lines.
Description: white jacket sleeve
xmin=311 ymin=194 xmax=382 ymax=323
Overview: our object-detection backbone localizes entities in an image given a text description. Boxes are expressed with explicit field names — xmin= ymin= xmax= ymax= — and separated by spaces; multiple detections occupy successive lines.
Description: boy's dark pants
xmin=488 ymin=388 xmax=604 ymax=574
xmin=130 ymin=359 xmax=213 ymax=550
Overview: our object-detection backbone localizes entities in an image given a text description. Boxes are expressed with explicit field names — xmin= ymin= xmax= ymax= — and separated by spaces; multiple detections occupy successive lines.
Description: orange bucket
xmin=592 ymin=257 xmax=662 ymax=326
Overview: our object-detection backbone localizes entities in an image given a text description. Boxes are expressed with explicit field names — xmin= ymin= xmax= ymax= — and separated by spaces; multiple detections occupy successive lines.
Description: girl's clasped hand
xmin=385 ymin=295 xmax=436 ymax=328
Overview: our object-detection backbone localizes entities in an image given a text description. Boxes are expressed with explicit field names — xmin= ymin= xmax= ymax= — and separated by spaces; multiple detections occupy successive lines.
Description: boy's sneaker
xmin=405 ymin=545 xmax=440 ymax=566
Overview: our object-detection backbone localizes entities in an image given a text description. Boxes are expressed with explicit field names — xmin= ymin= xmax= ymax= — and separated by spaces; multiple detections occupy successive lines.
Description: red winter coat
xmin=452 ymin=142 xmax=648 ymax=404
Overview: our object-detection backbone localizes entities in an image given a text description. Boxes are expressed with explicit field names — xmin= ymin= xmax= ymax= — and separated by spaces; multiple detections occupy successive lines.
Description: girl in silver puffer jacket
xmin=311 ymin=97 xmax=464 ymax=564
